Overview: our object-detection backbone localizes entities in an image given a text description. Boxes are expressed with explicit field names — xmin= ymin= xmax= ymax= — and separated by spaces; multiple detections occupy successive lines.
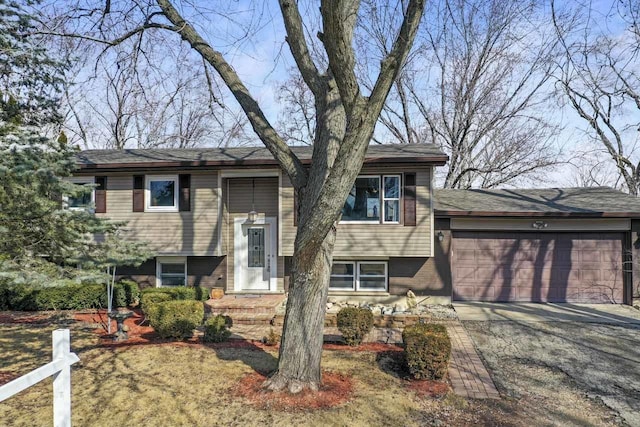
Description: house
xmin=74 ymin=144 xmax=450 ymax=303
xmin=73 ymin=144 xmax=640 ymax=305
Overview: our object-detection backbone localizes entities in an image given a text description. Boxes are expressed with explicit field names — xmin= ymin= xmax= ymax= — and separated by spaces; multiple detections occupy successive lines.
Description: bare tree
xmin=275 ymin=0 xmax=564 ymax=188
xmin=39 ymin=8 xmax=252 ymax=149
xmin=410 ymin=0 xmax=562 ymax=188
xmin=276 ymin=70 xmax=316 ymax=145
xmin=42 ymin=0 xmax=425 ymax=392
xmin=553 ymin=0 xmax=640 ymax=195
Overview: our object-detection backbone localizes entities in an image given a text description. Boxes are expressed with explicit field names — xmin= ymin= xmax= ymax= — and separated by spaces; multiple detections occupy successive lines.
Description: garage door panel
xmin=452 ymin=231 xmax=624 ymax=303
xmin=455 ymin=249 xmax=476 ymax=262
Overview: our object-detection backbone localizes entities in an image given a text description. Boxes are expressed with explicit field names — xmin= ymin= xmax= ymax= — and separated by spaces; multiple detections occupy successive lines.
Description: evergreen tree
xmin=0 ymin=0 xmax=150 ymax=286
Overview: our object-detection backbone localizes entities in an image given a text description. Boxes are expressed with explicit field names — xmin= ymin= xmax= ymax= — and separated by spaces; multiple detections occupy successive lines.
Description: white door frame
xmin=233 ymin=216 xmax=277 ymax=292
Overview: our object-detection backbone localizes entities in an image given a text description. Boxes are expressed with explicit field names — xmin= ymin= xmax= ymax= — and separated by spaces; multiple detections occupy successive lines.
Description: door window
xmin=248 ymin=228 xmax=265 ymax=268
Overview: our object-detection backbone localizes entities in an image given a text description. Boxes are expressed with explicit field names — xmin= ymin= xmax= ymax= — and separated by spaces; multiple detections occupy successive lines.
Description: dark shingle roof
xmin=434 ymin=187 xmax=640 ymax=217
xmin=76 ymin=143 xmax=447 ymax=170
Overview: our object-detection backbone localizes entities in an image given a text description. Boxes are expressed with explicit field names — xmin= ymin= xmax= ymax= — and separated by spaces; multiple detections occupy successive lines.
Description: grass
xmin=0 ymin=323 xmax=443 ymax=426
xmin=0 ymin=319 xmax=618 ymax=427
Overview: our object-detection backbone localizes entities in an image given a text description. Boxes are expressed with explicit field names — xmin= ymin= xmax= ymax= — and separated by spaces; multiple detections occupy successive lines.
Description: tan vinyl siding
xmin=223 ymin=177 xmax=284 ymax=292
xmin=96 ymin=172 xmax=219 ymax=256
xmin=281 ymin=167 xmax=434 ymax=257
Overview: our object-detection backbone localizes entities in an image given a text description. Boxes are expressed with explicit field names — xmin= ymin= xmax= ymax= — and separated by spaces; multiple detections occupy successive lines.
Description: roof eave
xmin=434 ymin=210 xmax=640 ymax=218
xmin=75 ymin=155 xmax=449 ymax=171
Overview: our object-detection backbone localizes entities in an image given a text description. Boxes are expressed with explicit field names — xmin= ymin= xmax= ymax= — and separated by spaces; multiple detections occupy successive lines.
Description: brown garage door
xmin=452 ymin=231 xmax=624 ymax=303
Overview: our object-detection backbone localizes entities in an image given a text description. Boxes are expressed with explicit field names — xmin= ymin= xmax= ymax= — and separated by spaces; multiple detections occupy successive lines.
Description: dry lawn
xmin=0 ymin=320 xmax=620 ymax=427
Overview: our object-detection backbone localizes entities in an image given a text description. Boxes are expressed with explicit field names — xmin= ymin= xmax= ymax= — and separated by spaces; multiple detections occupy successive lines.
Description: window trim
xmin=64 ymin=176 xmax=95 ymax=211
xmin=382 ymin=175 xmax=402 ymax=224
xmin=145 ymin=175 xmax=179 ymax=212
xmin=340 ymin=174 xmax=403 ymax=225
xmin=356 ymin=261 xmax=388 ymax=292
xmin=329 ymin=261 xmax=388 ymax=292
xmin=329 ymin=261 xmax=356 ymax=291
xmin=340 ymin=175 xmax=381 ymax=224
xmin=155 ymin=256 xmax=187 ymax=287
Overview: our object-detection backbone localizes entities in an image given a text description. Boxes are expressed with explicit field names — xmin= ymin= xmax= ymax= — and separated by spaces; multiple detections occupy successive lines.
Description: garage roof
xmin=76 ymin=143 xmax=448 ymax=170
xmin=434 ymin=187 xmax=640 ymax=217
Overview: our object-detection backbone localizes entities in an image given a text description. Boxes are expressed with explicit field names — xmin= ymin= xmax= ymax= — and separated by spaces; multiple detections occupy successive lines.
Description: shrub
xmin=140 ymin=292 xmax=173 ymax=313
xmin=0 ymin=282 xmax=39 ymax=311
xmin=402 ymin=323 xmax=451 ymax=380
xmin=118 ymin=280 xmax=140 ymax=306
xmin=337 ymin=307 xmax=374 ymax=346
xmin=263 ymin=328 xmax=281 ymax=346
xmin=203 ymin=315 xmax=231 ymax=343
xmin=140 ymin=286 xmax=209 ymax=303
xmin=146 ymin=300 xmax=204 ymax=339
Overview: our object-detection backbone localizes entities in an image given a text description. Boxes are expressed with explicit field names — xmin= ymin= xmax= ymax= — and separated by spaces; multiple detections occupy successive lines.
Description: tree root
xmin=263 ymin=372 xmax=320 ymax=394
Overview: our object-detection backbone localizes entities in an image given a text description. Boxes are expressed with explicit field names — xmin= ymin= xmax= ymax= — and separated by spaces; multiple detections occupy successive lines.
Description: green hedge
xmin=337 ymin=307 xmax=374 ymax=346
xmin=140 ymin=292 xmax=173 ymax=314
xmin=140 ymin=286 xmax=208 ymax=308
xmin=203 ymin=315 xmax=231 ymax=343
xmin=146 ymin=300 xmax=205 ymax=339
xmin=402 ymin=323 xmax=451 ymax=380
xmin=0 ymin=281 xmax=138 ymax=311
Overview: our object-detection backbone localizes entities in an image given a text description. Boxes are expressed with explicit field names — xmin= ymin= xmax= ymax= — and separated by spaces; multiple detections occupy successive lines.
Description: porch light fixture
xmin=532 ymin=220 xmax=548 ymax=230
xmin=437 ymin=231 xmax=444 ymax=242
xmin=247 ymin=178 xmax=258 ymax=222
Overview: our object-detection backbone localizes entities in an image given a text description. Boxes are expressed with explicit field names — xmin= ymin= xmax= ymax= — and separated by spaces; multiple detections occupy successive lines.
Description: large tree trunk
xmin=264 ymin=227 xmax=336 ymax=393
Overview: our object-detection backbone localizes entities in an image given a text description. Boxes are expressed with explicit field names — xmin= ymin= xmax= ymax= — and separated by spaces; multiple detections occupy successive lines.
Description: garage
xmin=434 ymin=187 xmax=640 ymax=304
xmin=451 ymin=231 xmax=624 ymax=303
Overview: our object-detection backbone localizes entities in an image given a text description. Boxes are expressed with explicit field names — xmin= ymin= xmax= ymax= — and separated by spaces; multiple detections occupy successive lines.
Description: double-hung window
xmin=329 ymin=261 xmax=388 ymax=292
xmin=156 ymin=257 xmax=187 ymax=287
xmin=341 ymin=175 xmax=401 ymax=224
xmin=65 ymin=177 xmax=95 ymax=211
xmin=146 ymin=175 xmax=178 ymax=212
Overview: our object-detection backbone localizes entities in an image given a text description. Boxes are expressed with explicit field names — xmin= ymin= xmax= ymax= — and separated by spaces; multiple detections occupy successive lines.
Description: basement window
xmin=329 ymin=261 xmax=388 ymax=292
xmin=156 ymin=257 xmax=187 ymax=287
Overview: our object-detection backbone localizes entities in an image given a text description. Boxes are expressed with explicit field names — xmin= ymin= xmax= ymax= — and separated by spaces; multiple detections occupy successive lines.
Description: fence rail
xmin=0 ymin=329 xmax=80 ymax=427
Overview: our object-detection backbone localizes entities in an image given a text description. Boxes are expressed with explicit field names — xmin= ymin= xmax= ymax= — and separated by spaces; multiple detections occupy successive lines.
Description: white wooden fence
xmin=0 ymin=329 xmax=80 ymax=427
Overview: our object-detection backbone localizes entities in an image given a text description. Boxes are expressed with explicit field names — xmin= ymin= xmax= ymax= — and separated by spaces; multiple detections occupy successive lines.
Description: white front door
xmin=234 ymin=217 xmax=277 ymax=291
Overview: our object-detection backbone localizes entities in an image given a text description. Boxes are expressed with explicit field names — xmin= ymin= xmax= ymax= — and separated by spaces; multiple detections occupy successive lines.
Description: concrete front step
xmin=204 ymin=294 xmax=286 ymax=317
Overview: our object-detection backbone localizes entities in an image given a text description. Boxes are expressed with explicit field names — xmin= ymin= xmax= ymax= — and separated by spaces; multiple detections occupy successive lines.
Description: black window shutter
xmin=404 ymin=173 xmax=416 ymax=226
xmin=179 ymin=174 xmax=191 ymax=212
xmin=133 ymin=175 xmax=145 ymax=212
xmin=95 ymin=176 xmax=107 ymax=213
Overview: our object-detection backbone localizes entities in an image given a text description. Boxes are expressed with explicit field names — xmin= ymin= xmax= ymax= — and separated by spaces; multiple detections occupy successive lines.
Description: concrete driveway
xmin=455 ymin=302 xmax=640 ymax=323
xmin=457 ymin=303 xmax=640 ymax=426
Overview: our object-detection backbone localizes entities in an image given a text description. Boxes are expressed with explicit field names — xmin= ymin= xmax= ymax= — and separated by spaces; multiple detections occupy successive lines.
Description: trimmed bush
xmin=0 ymin=282 xmax=39 ymax=311
xmin=146 ymin=300 xmax=204 ymax=339
xmin=140 ymin=286 xmax=209 ymax=303
xmin=0 ymin=282 xmax=134 ymax=311
xmin=402 ymin=323 xmax=451 ymax=380
xmin=337 ymin=307 xmax=374 ymax=346
xmin=140 ymin=292 xmax=173 ymax=313
xmin=203 ymin=315 xmax=231 ymax=343
xmin=118 ymin=280 xmax=140 ymax=306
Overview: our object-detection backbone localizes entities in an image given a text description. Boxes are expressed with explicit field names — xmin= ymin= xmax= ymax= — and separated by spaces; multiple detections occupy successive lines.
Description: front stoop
xmin=204 ymin=294 xmax=286 ymax=325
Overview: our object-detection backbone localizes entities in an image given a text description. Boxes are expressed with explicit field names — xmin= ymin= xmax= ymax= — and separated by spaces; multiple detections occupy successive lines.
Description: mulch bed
xmin=406 ymin=379 xmax=450 ymax=398
xmin=0 ymin=371 xmax=19 ymax=385
xmin=234 ymin=371 xmax=354 ymax=411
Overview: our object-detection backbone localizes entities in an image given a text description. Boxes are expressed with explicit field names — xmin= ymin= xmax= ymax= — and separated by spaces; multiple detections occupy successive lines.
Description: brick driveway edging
xmin=446 ymin=321 xmax=500 ymax=399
